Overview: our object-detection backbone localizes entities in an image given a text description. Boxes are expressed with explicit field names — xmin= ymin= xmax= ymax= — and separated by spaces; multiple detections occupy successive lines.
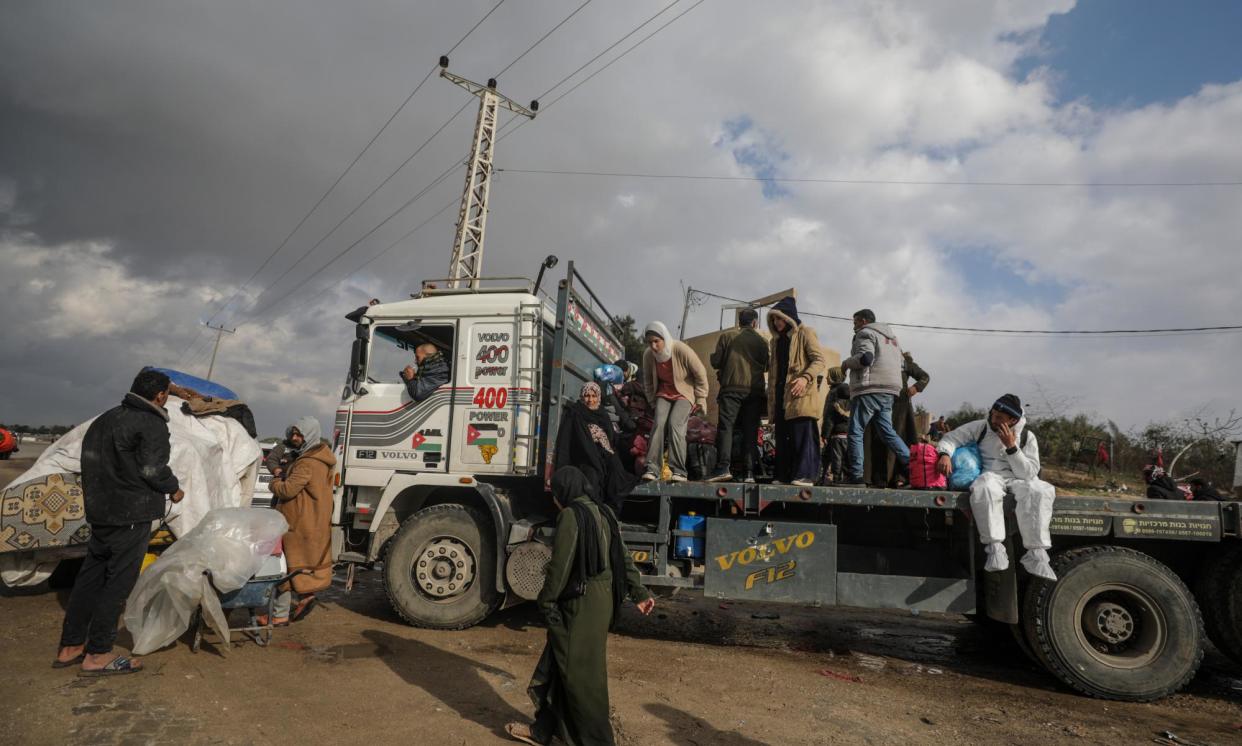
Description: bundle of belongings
xmin=0 ymin=376 xmax=263 ymax=587
xmin=615 ymin=380 xmax=719 ymax=479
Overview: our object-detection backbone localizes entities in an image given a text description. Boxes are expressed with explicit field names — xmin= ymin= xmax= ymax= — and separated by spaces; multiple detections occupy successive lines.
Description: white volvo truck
xmin=330 ymin=261 xmax=1242 ymax=702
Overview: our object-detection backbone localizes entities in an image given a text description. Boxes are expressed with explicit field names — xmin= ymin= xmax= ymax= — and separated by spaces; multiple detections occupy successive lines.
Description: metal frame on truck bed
xmin=329 ymin=260 xmax=1242 ymax=703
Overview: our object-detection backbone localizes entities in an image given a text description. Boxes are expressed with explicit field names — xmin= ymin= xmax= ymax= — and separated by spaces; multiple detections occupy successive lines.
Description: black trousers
xmin=60 ymin=522 xmax=151 ymax=654
xmin=715 ymin=391 xmax=763 ymax=475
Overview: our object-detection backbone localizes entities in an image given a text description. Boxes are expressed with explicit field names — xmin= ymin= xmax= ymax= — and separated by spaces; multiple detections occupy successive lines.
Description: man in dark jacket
xmin=399 ymin=343 xmax=451 ymax=402
xmin=55 ymin=369 xmax=183 ymax=674
xmin=707 ymin=308 xmax=769 ymax=482
xmin=821 ymin=368 xmax=850 ymax=483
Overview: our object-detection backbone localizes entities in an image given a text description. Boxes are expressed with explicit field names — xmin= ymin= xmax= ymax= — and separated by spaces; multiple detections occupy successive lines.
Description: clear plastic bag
xmin=949 ymin=443 xmax=982 ymax=490
xmin=124 ymin=508 xmax=287 ymax=655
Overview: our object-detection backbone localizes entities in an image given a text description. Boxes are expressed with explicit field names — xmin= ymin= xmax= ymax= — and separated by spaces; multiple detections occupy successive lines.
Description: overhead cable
xmin=496 ymin=168 xmax=1242 ymax=188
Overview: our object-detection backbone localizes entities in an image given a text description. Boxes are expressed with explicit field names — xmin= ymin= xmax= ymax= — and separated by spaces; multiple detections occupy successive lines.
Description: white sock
xmin=1021 ymin=548 xmax=1057 ymax=581
xmin=984 ymin=542 xmax=1009 ymax=572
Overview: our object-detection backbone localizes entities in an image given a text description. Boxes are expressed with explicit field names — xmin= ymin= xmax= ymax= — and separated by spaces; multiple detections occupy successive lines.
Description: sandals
xmin=291 ymin=595 xmax=318 ymax=623
xmin=504 ymin=723 xmax=543 ymax=746
xmin=255 ymin=614 xmax=290 ymax=627
xmin=79 ymin=655 xmax=143 ymax=677
xmin=52 ymin=652 xmax=85 ymax=669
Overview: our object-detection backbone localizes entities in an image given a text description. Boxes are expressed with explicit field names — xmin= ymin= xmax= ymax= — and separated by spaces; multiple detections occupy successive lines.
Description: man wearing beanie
xmin=934 ymin=393 xmax=1058 ymax=580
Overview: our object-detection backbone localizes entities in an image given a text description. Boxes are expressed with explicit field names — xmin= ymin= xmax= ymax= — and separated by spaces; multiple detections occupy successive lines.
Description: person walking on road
xmin=841 ymin=309 xmax=910 ymax=485
xmin=506 ymin=466 xmax=655 ymax=746
xmin=706 ymin=308 xmax=769 ymax=483
xmin=766 ymin=297 xmax=827 ymax=486
xmin=640 ymin=321 xmax=708 ymax=483
xmin=265 ymin=416 xmax=336 ymax=625
xmin=55 ymin=368 xmax=184 ymax=675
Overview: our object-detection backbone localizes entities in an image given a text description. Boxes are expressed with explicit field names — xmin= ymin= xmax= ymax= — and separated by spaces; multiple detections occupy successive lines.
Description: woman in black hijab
xmin=554 ymin=382 xmax=638 ymax=513
xmin=506 ymin=467 xmax=654 ymax=746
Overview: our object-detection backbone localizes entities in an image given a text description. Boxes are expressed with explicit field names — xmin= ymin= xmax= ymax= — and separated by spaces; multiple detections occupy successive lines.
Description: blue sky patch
xmin=1017 ymin=1 xmax=1242 ymax=108
xmin=716 ymin=115 xmax=790 ymax=200
xmin=940 ymin=244 xmax=1070 ymax=308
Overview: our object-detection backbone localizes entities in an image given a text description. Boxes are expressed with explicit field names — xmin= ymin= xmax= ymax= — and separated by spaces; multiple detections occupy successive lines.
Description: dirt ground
xmin=3 ymin=454 xmax=1242 ymax=746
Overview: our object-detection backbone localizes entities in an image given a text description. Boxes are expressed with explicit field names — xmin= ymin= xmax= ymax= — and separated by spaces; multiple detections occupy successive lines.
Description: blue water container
xmin=675 ymin=513 xmax=705 ymax=559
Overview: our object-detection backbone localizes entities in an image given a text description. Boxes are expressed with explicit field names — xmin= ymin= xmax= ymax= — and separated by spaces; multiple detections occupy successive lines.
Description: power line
xmin=687 ymin=288 xmax=1242 ymax=338
xmin=246 ymin=161 xmax=463 ymax=323
xmin=240 ymin=1 xmax=598 ymax=324
xmin=497 ymin=0 xmax=707 ymax=144
xmin=495 ymin=168 xmax=1242 ymax=188
xmin=245 ymin=98 xmax=474 ymax=311
xmin=172 ymin=0 xmax=507 ymax=356
xmin=494 ymin=0 xmax=592 ymax=78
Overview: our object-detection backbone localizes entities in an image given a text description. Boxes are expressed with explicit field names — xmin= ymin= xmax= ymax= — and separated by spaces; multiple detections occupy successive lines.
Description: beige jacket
xmin=766 ymin=308 xmax=828 ymax=421
xmin=642 ymin=340 xmax=709 ymax=412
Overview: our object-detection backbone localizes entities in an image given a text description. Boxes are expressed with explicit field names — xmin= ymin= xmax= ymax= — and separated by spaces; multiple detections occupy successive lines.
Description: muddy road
xmin=2 ymin=453 xmax=1241 ymax=745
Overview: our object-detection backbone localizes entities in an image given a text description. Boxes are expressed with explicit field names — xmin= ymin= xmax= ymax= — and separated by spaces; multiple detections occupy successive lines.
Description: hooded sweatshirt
xmin=842 ymin=322 xmax=904 ymax=398
xmin=936 ymin=416 xmax=1041 ymax=482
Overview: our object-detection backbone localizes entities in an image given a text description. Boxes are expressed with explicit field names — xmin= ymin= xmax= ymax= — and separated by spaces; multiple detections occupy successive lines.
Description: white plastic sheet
xmin=124 ymin=508 xmax=287 ymax=655
xmin=4 ymin=395 xmax=261 ymax=539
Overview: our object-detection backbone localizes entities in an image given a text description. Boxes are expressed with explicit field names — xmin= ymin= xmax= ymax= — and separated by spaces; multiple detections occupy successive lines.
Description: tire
xmin=1024 ymin=545 xmax=1204 ymax=701
xmin=384 ymin=504 xmax=502 ymax=630
xmin=1196 ymin=544 xmax=1242 ymax=665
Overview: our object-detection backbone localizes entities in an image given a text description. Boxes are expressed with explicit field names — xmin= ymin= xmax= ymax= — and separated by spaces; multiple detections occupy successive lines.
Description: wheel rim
xmin=1072 ymin=583 xmax=1167 ymax=669
xmin=412 ymin=535 xmax=477 ymax=602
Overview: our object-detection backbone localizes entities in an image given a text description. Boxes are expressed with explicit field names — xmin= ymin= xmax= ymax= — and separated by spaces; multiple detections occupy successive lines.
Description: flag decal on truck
xmin=467 ymin=424 xmax=500 ymax=464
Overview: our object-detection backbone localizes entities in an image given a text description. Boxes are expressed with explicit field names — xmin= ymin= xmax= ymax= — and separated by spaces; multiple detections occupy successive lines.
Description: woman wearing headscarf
xmin=640 ymin=321 xmax=708 ymax=482
xmin=264 ymin=416 xmax=336 ymax=625
xmin=554 ymin=382 xmax=638 ymax=513
xmin=506 ymin=467 xmax=655 ymax=746
xmin=766 ymin=297 xmax=827 ymax=486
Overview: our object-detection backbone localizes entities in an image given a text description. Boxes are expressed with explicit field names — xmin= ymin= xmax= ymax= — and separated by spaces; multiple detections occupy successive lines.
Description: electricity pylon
xmin=439 ymin=57 xmax=537 ymax=289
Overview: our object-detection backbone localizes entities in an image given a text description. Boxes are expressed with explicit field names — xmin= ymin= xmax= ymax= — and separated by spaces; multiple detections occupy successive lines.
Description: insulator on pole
xmin=487 ymin=78 xmax=497 ymax=89
xmin=439 ymin=55 xmax=449 ymax=68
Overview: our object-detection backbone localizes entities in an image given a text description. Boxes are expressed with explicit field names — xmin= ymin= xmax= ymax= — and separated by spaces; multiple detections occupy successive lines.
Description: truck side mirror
xmin=355 ymin=323 xmax=370 ymax=340
xmin=350 ymin=338 xmax=366 ymax=383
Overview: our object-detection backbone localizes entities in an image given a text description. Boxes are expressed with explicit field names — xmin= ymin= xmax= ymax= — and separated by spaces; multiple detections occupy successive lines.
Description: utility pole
xmin=203 ymin=322 xmax=235 ymax=381
xmin=439 ymin=57 xmax=538 ymax=289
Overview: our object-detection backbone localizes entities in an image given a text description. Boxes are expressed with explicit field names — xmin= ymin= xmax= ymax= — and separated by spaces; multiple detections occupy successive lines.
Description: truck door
xmin=346 ymin=321 xmax=458 ymax=475
xmin=453 ymin=314 xmax=532 ymax=475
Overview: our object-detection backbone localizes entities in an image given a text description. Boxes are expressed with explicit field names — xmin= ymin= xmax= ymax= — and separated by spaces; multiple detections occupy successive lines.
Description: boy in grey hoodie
xmin=840 ymin=309 xmax=909 ymax=484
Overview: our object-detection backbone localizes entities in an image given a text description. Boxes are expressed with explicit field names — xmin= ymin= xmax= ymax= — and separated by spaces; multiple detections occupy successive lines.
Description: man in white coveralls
xmin=935 ymin=393 xmax=1057 ymax=581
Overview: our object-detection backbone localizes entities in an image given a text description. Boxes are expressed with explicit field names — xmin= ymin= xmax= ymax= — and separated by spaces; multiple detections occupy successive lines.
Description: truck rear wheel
xmin=1023 ymin=545 xmax=1204 ymax=701
xmin=383 ymin=504 xmax=502 ymax=630
xmin=1196 ymin=544 xmax=1242 ymax=665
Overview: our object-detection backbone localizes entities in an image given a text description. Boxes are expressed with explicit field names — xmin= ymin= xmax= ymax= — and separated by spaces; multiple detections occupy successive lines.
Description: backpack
xmin=908 ymin=443 xmax=946 ymax=489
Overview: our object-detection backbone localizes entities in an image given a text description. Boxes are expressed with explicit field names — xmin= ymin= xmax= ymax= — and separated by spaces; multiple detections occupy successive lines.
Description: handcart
xmin=189 ymin=564 xmax=308 ymax=652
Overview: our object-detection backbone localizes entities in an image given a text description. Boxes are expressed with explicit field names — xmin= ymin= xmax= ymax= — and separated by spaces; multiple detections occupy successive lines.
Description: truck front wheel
xmin=383 ymin=504 xmax=502 ymax=629
xmin=1023 ymin=545 xmax=1204 ymax=701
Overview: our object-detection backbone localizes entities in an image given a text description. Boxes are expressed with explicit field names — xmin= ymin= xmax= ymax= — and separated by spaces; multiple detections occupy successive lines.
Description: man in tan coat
xmin=265 ymin=415 xmax=336 ymax=624
xmin=641 ymin=321 xmax=708 ymax=482
xmin=766 ymin=297 xmax=827 ymax=486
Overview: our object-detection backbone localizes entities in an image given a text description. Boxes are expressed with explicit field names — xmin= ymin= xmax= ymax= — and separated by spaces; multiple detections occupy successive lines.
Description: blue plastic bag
xmin=948 ymin=443 xmax=982 ymax=490
xmin=592 ymin=364 xmax=624 ymax=386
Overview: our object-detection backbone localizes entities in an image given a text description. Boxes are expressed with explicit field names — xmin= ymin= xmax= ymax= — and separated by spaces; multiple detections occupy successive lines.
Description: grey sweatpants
xmin=646 ymin=397 xmax=692 ymax=478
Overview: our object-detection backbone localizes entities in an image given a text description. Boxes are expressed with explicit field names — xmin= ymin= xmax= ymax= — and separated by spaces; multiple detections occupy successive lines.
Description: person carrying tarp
xmin=264 ymin=416 xmax=335 ymax=625
xmin=506 ymin=467 xmax=655 ymax=746
xmin=935 ymin=394 xmax=1057 ymax=581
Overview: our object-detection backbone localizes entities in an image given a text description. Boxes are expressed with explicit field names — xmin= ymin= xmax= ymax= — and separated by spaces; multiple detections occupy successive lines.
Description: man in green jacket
xmin=707 ymin=308 xmax=769 ymax=482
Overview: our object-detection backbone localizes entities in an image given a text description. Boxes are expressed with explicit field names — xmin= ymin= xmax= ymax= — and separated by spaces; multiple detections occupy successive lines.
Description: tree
xmin=610 ymin=315 xmax=646 ymax=364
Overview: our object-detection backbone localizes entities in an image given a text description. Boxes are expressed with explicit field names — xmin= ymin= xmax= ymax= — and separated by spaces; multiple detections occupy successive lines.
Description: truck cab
xmin=331 ymin=264 xmax=622 ymax=628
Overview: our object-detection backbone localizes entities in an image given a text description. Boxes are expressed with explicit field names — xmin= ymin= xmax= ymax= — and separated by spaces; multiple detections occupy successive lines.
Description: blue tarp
xmin=151 ymin=368 xmax=239 ymax=401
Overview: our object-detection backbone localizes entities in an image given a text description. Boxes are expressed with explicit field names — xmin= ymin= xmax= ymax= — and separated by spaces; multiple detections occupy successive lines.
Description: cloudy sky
xmin=2 ymin=0 xmax=1240 ymax=436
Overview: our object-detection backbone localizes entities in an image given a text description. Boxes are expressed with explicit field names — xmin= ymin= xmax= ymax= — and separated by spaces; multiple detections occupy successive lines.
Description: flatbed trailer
xmin=330 ymin=261 xmax=1242 ymax=703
